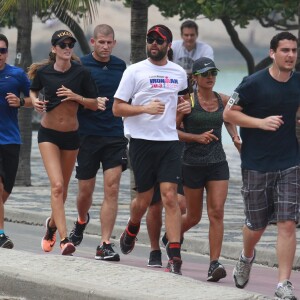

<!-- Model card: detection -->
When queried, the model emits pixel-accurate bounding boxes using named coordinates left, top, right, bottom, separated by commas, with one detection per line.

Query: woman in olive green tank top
left=176, top=57, right=241, bottom=282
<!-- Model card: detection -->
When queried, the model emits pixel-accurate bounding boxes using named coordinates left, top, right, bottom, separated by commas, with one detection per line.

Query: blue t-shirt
left=0, top=64, right=30, bottom=144
left=78, top=53, right=126, bottom=137
left=236, top=68, right=300, bottom=172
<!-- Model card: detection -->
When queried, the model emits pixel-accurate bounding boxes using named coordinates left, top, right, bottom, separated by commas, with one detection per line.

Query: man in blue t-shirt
left=224, top=31, right=300, bottom=300
left=0, top=33, right=31, bottom=249
left=69, top=24, right=127, bottom=261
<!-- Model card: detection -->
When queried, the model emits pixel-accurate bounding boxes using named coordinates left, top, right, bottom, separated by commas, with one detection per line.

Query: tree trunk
left=15, top=0, right=33, bottom=186
left=129, top=0, right=149, bottom=198
left=130, top=0, right=148, bottom=63
left=221, top=16, right=255, bottom=75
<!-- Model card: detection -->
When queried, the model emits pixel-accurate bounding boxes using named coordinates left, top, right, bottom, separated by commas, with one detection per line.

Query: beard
left=147, top=45, right=168, bottom=61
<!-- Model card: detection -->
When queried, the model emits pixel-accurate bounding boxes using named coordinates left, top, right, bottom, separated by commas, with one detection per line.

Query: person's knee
left=51, top=181, right=64, bottom=198
left=162, top=190, right=178, bottom=208
left=208, top=207, right=224, bottom=222
left=78, top=183, right=94, bottom=201
left=277, top=220, right=296, bottom=236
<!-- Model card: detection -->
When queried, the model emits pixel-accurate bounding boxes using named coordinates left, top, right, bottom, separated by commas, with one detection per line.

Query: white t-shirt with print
left=172, top=40, right=214, bottom=73
left=114, top=59, right=187, bottom=141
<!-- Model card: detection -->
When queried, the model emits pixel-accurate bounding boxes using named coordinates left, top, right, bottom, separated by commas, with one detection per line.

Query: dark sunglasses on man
left=194, top=70, right=218, bottom=77
left=0, top=48, right=8, bottom=54
left=56, top=42, right=75, bottom=49
left=146, top=36, right=166, bottom=45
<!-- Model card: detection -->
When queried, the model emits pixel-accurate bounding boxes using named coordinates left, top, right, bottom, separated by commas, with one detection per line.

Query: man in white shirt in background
left=172, top=20, right=214, bottom=75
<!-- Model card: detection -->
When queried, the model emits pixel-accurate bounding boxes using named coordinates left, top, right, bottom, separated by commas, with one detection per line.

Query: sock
left=78, top=216, right=87, bottom=224
left=127, top=220, right=140, bottom=235
left=167, top=242, right=181, bottom=259
left=241, top=250, right=254, bottom=263
left=0, top=230, right=4, bottom=235
left=60, top=237, right=69, bottom=244
left=277, top=282, right=283, bottom=288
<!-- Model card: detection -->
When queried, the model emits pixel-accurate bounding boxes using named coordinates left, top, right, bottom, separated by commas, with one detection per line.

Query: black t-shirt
left=30, top=61, right=98, bottom=111
left=235, top=68, right=300, bottom=172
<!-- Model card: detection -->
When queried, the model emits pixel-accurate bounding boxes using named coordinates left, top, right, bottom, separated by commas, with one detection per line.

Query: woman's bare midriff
left=40, top=101, right=79, bottom=132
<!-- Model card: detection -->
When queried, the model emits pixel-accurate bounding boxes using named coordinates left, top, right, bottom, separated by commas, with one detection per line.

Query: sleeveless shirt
left=182, top=90, right=227, bottom=165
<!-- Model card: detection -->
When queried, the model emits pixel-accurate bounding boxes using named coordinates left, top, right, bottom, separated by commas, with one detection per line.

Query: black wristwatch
left=19, top=98, right=25, bottom=107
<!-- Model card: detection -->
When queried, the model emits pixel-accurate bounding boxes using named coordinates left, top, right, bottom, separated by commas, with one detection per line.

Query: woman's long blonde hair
left=28, top=52, right=80, bottom=79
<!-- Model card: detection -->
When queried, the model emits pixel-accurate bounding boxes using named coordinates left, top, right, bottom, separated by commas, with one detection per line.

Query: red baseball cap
left=147, top=25, right=173, bottom=43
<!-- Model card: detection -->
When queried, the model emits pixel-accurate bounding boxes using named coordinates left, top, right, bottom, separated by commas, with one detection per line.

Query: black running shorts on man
left=76, top=135, right=128, bottom=180
left=129, top=138, right=181, bottom=193
left=0, top=144, right=20, bottom=194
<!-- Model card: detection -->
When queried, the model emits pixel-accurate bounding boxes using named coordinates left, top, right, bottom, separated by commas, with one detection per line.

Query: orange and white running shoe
left=41, top=217, right=57, bottom=252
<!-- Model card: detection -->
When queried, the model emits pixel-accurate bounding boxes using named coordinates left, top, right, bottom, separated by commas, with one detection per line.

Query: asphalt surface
left=1, top=131, right=299, bottom=299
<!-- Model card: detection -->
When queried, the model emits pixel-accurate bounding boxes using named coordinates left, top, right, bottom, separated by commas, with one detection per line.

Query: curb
left=0, top=250, right=270, bottom=300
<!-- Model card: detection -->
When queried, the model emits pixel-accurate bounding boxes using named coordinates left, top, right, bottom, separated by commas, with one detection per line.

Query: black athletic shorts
left=0, top=144, right=20, bottom=194
left=76, top=135, right=128, bottom=180
left=182, top=161, right=229, bottom=189
left=129, top=138, right=181, bottom=193
left=38, top=125, right=79, bottom=150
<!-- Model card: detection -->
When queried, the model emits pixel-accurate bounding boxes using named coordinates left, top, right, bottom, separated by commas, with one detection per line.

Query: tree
left=130, top=0, right=148, bottom=63
left=14, top=0, right=34, bottom=186
left=0, top=0, right=99, bottom=185
left=0, top=1, right=101, bottom=55
left=149, top=0, right=299, bottom=74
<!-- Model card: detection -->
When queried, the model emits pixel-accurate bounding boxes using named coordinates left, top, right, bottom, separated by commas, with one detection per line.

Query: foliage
left=0, top=0, right=100, bottom=28
left=149, top=0, right=298, bottom=30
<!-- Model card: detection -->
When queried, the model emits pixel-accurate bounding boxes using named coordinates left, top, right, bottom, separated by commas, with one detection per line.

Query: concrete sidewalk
left=0, top=249, right=268, bottom=300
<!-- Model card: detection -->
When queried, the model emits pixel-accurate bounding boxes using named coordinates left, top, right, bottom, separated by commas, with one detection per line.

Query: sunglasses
left=0, top=48, right=8, bottom=54
left=194, top=70, right=218, bottom=77
left=57, top=42, right=75, bottom=49
left=146, top=36, right=166, bottom=45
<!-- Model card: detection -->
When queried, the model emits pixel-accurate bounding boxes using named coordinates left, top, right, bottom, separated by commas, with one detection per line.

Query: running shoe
left=95, top=242, right=120, bottom=261
left=41, top=217, right=57, bottom=252
left=60, top=238, right=76, bottom=256
left=274, top=280, right=297, bottom=300
left=69, top=213, right=90, bottom=246
left=0, top=233, right=14, bottom=249
left=165, top=257, right=182, bottom=275
left=147, top=250, right=162, bottom=268
left=207, top=260, right=227, bottom=282
left=233, top=249, right=256, bottom=289
left=119, top=227, right=137, bottom=255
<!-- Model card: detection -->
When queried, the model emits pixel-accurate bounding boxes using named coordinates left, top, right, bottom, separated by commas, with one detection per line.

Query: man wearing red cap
left=113, top=24, right=190, bottom=275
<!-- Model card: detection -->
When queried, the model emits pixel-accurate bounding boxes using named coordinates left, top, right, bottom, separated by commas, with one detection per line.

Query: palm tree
left=0, top=0, right=99, bottom=186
